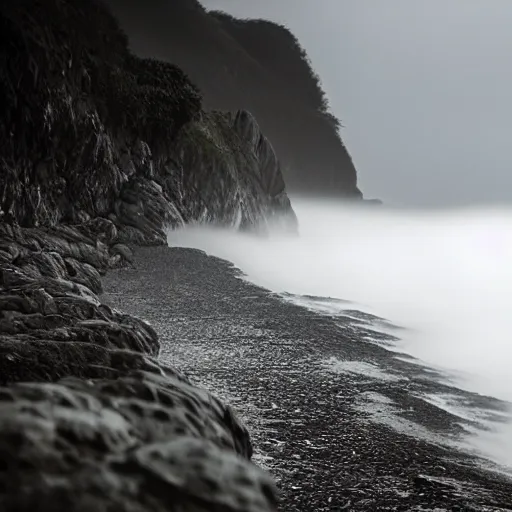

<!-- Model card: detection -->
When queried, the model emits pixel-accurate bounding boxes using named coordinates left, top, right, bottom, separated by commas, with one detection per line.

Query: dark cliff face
left=103, top=0, right=363, bottom=199
left=0, top=0, right=295, bottom=235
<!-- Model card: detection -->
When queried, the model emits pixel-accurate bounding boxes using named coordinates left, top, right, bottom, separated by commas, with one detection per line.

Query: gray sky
left=201, top=0, right=512, bottom=207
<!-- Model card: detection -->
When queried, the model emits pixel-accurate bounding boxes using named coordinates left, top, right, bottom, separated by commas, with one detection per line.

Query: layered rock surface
left=0, top=221, right=278, bottom=511
left=0, top=0, right=295, bottom=234
left=0, top=0, right=292, bottom=509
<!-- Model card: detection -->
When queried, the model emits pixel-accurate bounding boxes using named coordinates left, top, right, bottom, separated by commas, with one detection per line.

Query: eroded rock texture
left=0, top=0, right=296, bottom=235
left=0, top=0, right=285, bottom=509
left=175, top=110, right=296, bottom=232
left=0, top=222, right=278, bottom=511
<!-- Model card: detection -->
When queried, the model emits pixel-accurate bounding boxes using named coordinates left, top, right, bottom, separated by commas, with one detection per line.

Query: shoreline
left=103, top=245, right=512, bottom=511
left=0, top=223, right=277, bottom=511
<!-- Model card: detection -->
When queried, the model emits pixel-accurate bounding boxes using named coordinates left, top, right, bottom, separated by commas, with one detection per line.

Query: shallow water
left=168, top=199, right=512, bottom=469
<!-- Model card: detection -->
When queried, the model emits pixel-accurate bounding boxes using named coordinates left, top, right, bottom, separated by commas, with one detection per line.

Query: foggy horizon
left=169, top=198, right=512, bottom=470
left=201, top=0, right=512, bottom=208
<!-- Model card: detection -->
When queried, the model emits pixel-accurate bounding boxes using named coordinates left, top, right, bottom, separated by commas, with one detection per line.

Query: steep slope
left=0, top=0, right=295, bottom=233
left=103, top=0, right=363, bottom=198
left=0, top=0, right=291, bottom=510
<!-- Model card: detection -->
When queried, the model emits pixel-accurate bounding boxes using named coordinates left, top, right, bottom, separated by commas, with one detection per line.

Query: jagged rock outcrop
left=0, top=221, right=278, bottom=512
left=103, top=0, right=363, bottom=199
left=0, top=0, right=290, bottom=510
left=0, top=0, right=295, bottom=233
left=174, top=110, right=296, bottom=231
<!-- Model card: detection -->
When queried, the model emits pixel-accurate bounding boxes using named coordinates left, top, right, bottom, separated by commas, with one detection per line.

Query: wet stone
left=0, top=221, right=277, bottom=511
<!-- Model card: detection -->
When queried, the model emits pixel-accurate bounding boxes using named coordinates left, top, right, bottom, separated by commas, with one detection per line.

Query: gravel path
left=103, top=246, right=512, bottom=511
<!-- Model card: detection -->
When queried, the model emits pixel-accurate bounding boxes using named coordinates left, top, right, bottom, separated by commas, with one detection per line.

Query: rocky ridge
left=0, top=0, right=295, bottom=509
left=104, top=0, right=363, bottom=198
left=0, top=220, right=277, bottom=511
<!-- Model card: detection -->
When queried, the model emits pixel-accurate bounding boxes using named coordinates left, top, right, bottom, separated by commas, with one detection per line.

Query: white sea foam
left=168, top=199, right=512, bottom=468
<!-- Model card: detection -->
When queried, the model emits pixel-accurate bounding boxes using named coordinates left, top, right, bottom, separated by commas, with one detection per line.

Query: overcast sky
left=201, top=0, right=512, bottom=207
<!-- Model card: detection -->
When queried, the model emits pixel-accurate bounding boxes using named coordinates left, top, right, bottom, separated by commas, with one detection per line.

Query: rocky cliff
left=103, top=0, right=363, bottom=199
left=0, top=0, right=296, bottom=235
left=0, top=0, right=294, bottom=510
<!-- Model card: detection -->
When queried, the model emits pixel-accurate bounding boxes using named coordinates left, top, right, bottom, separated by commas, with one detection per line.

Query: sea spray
left=168, top=198, right=512, bottom=468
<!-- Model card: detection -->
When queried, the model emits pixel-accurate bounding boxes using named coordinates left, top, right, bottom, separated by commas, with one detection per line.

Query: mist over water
left=168, top=199, right=512, bottom=468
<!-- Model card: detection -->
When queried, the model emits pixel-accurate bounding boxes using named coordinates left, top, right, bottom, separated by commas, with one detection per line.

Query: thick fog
left=169, top=201, right=512, bottom=469
left=201, top=0, right=512, bottom=208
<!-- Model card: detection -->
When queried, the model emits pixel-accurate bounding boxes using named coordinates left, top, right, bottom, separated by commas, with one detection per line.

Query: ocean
left=168, top=198, right=512, bottom=471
